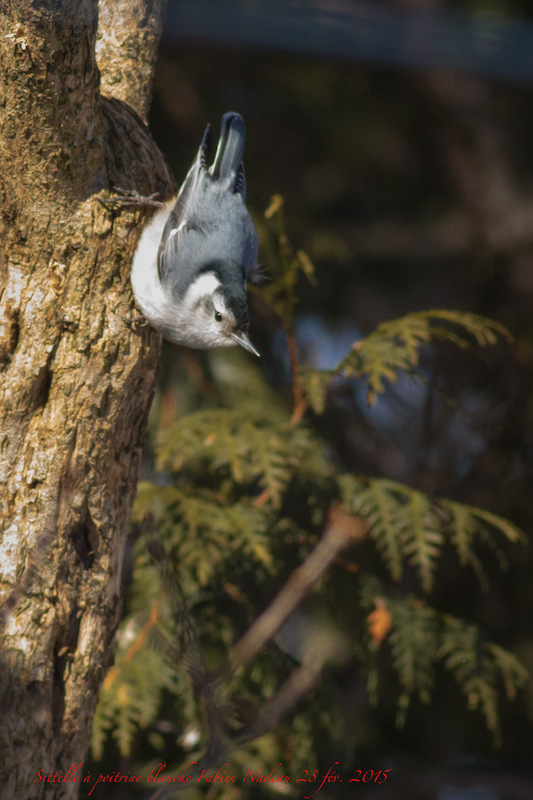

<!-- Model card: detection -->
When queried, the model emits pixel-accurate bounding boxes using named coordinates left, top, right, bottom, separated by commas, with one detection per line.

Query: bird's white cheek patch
left=183, top=272, right=222, bottom=307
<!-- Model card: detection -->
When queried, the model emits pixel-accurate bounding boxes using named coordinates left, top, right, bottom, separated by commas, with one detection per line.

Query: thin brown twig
left=222, top=506, right=367, bottom=679
left=102, top=599, right=159, bottom=690
left=288, top=331, right=308, bottom=425
left=233, top=662, right=323, bottom=752
left=252, top=486, right=270, bottom=508
left=149, top=507, right=367, bottom=800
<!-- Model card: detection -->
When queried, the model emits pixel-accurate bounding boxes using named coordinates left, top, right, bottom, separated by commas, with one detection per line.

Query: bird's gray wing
left=157, top=124, right=212, bottom=285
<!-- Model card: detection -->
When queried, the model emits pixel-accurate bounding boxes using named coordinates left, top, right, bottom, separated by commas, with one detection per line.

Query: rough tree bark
left=0, top=1, right=172, bottom=796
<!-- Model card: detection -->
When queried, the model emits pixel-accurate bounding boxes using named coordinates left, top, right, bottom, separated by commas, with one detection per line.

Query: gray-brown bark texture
left=0, top=1, right=172, bottom=797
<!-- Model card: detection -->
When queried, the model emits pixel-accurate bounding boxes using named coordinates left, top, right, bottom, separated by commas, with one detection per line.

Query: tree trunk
left=0, top=1, right=171, bottom=796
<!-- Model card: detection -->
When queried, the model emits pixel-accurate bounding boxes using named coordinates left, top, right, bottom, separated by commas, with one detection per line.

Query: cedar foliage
left=92, top=197, right=527, bottom=791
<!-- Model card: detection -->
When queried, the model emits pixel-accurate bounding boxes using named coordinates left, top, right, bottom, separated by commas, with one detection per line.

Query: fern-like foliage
left=300, top=310, right=511, bottom=410
left=155, top=409, right=326, bottom=509
left=347, top=310, right=510, bottom=404
left=439, top=615, right=528, bottom=744
left=133, top=484, right=273, bottom=589
left=91, top=197, right=527, bottom=779
left=341, top=475, right=525, bottom=591
left=92, top=607, right=178, bottom=760
left=253, top=194, right=317, bottom=328
left=388, top=598, right=438, bottom=720
left=359, top=581, right=528, bottom=738
left=299, top=367, right=334, bottom=415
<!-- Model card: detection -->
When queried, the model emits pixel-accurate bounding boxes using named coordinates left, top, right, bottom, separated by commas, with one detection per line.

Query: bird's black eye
left=214, top=310, right=223, bottom=322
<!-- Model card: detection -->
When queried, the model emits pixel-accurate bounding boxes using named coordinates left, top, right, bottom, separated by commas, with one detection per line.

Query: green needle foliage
left=92, top=197, right=528, bottom=791
left=358, top=578, right=528, bottom=741
left=341, top=476, right=525, bottom=591
left=302, top=310, right=511, bottom=410
left=155, top=409, right=318, bottom=510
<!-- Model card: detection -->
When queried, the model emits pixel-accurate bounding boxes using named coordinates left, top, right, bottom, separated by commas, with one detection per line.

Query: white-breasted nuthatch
left=131, top=112, right=260, bottom=356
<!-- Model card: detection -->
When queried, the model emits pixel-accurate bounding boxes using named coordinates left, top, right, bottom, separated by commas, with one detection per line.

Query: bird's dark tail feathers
left=211, top=112, right=246, bottom=187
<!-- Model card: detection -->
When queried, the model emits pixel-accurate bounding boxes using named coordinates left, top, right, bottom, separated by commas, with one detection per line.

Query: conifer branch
left=102, top=600, right=160, bottom=691
left=225, top=507, right=366, bottom=678
left=92, top=199, right=526, bottom=773
left=288, top=331, right=308, bottom=424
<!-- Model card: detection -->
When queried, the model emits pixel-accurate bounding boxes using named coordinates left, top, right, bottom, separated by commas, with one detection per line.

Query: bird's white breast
left=130, top=201, right=175, bottom=327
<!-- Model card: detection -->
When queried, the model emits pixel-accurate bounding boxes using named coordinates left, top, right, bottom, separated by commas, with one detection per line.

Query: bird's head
left=179, top=270, right=259, bottom=355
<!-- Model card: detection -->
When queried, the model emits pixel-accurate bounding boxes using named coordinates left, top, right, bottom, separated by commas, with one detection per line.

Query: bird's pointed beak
left=231, top=332, right=260, bottom=357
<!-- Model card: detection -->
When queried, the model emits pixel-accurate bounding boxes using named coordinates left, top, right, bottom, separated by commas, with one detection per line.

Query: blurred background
left=125, top=1, right=533, bottom=797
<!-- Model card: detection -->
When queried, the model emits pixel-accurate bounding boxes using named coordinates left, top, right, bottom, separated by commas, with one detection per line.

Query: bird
left=131, top=111, right=260, bottom=356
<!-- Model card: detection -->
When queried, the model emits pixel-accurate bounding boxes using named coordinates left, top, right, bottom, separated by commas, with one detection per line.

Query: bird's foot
left=99, top=183, right=168, bottom=212
left=122, top=312, right=150, bottom=330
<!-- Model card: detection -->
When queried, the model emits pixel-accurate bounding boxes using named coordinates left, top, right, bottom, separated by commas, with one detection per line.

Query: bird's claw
left=99, top=184, right=167, bottom=212
left=122, top=313, right=150, bottom=330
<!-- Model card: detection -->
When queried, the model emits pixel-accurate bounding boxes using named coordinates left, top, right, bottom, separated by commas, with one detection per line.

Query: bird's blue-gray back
left=158, top=177, right=258, bottom=300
